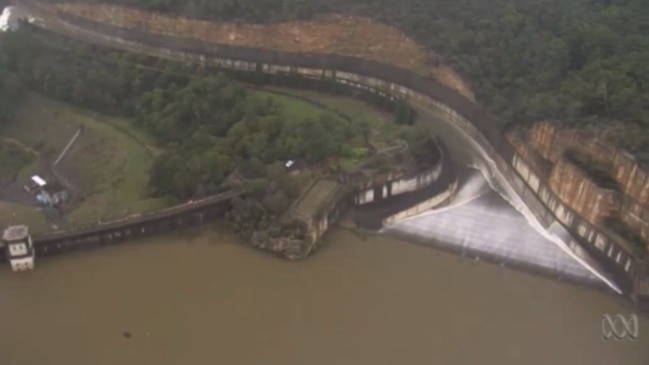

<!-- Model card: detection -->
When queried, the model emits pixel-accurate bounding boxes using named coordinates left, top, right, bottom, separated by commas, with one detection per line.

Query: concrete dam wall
left=30, top=190, right=242, bottom=257
left=253, top=139, right=457, bottom=259
left=348, top=140, right=458, bottom=231
left=10, top=1, right=649, bottom=306
left=353, top=144, right=444, bottom=206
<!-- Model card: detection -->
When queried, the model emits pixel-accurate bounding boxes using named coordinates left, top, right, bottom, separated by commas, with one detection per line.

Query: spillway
left=384, top=104, right=617, bottom=291
left=385, top=168, right=601, bottom=285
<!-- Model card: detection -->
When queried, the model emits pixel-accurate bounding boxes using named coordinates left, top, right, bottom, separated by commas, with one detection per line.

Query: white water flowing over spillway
left=386, top=104, right=621, bottom=292
left=385, top=169, right=601, bottom=284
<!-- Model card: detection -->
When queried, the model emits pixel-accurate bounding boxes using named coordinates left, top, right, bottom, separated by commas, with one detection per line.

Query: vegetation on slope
left=0, top=139, right=35, bottom=181
left=50, top=0, right=649, bottom=164
left=0, top=94, right=166, bottom=226
left=0, top=25, right=422, bottom=210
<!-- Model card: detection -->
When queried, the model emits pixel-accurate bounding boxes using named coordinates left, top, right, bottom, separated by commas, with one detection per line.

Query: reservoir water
left=0, top=229, right=647, bottom=364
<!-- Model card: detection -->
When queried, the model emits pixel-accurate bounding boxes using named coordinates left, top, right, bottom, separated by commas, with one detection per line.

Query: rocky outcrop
left=548, top=158, right=621, bottom=223
left=251, top=230, right=304, bottom=258
left=508, top=122, right=649, bottom=252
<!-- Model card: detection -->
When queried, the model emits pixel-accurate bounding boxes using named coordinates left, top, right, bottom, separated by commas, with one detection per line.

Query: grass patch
left=0, top=139, right=36, bottom=180
left=0, top=202, right=51, bottom=233
left=337, top=147, right=370, bottom=172
left=85, top=111, right=163, bottom=157
left=263, top=87, right=394, bottom=127
left=257, top=88, right=402, bottom=171
left=0, top=94, right=167, bottom=227
left=264, top=87, right=402, bottom=146
left=255, top=90, right=341, bottom=121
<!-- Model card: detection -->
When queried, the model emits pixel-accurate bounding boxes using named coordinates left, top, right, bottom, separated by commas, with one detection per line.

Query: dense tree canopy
left=142, top=73, right=357, bottom=199
left=57, top=0, right=649, bottom=163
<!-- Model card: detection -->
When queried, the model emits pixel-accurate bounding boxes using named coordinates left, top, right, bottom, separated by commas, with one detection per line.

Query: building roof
left=31, top=175, right=47, bottom=187
left=3, top=225, right=29, bottom=242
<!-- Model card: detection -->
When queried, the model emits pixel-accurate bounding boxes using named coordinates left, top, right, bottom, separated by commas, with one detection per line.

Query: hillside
left=46, top=2, right=477, bottom=102
left=37, top=0, right=649, bottom=166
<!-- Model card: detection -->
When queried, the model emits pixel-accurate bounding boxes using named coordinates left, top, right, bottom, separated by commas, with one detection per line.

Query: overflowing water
left=386, top=168, right=600, bottom=285
left=385, top=103, right=620, bottom=292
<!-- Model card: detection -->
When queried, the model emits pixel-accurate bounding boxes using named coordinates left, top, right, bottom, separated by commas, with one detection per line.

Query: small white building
left=24, top=175, right=47, bottom=194
left=3, top=225, right=35, bottom=272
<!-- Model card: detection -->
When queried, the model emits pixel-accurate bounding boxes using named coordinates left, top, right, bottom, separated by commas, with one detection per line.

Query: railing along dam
left=31, top=190, right=243, bottom=256
left=10, top=1, right=646, bottom=301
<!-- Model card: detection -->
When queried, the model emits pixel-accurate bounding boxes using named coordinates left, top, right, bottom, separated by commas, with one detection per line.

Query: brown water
left=0, top=228, right=647, bottom=365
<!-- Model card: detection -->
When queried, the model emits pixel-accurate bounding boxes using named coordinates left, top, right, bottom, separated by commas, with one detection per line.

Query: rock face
left=251, top=231, right=303, bottom=258
left=508, top=122, right=649, bottom=251
left=549, top=158, right=621, bottom=223
left=240, top=179, right=343, bottom=260
left=42, top=1, right=476, bottom=102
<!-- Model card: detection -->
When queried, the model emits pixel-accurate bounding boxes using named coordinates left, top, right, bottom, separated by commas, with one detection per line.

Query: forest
left=45, top=0, right=649, bottom=164
left=0, top=25, right=420, bottom=204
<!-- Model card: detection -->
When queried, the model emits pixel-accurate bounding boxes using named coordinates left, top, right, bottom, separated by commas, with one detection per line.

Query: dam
left=0, top=3, right=648, bottom=364
left=387, top=170, right=601, bottom=286
left=384, top=105, right=604, bottom=288
left=2, top=0, right=648, bottom=311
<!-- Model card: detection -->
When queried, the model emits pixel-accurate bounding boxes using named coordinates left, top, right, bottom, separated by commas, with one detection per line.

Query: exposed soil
left=54, top=2, right=476, bottom=102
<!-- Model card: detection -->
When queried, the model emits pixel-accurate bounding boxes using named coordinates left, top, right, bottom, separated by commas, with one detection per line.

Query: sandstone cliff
left=508, top=122, right=649, bottom=253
